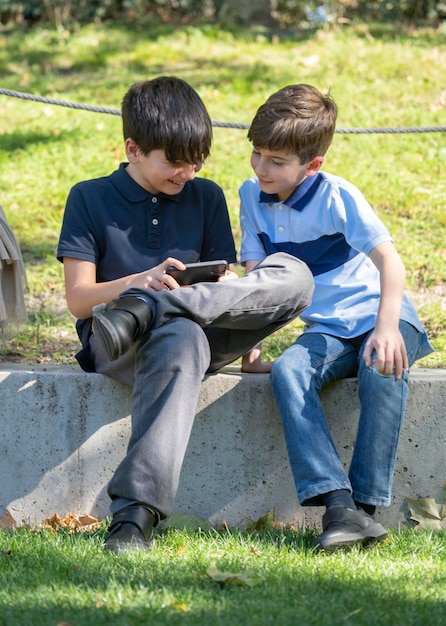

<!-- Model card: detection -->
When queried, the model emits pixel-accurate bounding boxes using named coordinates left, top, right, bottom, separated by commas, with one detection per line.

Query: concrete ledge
left=1, top=364, right=445, bottom=530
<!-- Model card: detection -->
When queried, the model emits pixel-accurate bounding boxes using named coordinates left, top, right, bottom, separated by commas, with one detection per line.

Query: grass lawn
left=0, top=20, right=445, bottom=365
left=0, top=524, right=445, bottom=626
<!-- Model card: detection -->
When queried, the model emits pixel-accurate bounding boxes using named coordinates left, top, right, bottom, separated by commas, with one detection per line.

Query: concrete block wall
left=1, top=364, right=445, bottom=530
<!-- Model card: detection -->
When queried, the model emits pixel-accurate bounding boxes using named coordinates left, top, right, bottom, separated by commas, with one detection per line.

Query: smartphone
left=166, top=260, right=228, bottom=286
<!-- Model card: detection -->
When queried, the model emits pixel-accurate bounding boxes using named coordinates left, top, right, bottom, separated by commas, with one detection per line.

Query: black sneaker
left=314, top=506, right=388, bottom=552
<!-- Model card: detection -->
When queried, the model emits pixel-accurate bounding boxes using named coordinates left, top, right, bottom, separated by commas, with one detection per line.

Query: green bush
left=0, top=0, right=445, bottom=28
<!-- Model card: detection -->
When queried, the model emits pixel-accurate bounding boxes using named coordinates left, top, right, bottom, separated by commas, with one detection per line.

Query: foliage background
left=0, top=0, right=446, bottom=28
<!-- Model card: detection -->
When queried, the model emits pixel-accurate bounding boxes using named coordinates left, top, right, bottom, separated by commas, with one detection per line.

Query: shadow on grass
left=0, top=127, right=78, bottom=154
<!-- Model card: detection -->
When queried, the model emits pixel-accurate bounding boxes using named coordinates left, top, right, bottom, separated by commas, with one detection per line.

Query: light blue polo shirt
left=239, top=171, right=433, bottom=358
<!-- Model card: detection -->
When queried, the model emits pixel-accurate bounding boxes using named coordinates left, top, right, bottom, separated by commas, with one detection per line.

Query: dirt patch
left=407, top=285, right=446, bottom=310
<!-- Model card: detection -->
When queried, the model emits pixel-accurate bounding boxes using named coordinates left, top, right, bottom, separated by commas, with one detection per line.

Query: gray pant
left=90, top=253, right=314, bottom=518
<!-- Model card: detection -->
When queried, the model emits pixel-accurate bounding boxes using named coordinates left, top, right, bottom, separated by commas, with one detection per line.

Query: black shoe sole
left=93, top=304, right=126, bottom=361
left=104, top=536, right=155, bottom=554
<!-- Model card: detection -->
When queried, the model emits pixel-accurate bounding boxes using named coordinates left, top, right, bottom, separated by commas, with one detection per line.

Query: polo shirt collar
left=259, top=173, right=322, bottom=212
left=111, top=163, right=183, bottom=204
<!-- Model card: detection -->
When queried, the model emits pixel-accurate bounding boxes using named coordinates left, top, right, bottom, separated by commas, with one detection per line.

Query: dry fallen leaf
left=406, top=482, right=446, bottom=530
left=0, top=510, right=17, bottom=530
left=169, top=602, right=188, bottom=611
left=245, top=508, right=276, bottom=531
left=41, top=511, right=102, bottom=533
left=206, top=561, right=258, bottom=587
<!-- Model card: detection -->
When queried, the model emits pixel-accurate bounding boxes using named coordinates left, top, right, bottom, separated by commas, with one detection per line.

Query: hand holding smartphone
left=166, top=260, right=228, bottom=286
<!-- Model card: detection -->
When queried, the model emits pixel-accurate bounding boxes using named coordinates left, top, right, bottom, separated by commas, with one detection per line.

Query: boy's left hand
left=362, top=325, right=409, bottom=380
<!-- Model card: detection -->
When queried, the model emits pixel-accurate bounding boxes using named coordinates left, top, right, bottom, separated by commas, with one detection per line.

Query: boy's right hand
left=130, top=258, right=186, bottom=292
left=131, top=258, right=238, bottom=291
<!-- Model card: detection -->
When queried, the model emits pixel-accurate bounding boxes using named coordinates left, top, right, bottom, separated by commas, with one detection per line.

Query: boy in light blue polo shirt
left=239, top=84, right=433, bottom=551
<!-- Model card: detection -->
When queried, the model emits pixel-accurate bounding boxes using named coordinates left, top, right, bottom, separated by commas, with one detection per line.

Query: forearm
left=375, top=258, right=405, bottom=329
left=370, top=243, right=405, bottom=328
left=66, top=274, right=139, bottom=319
left=63, top=256, right=189, bottom=320
left=366, top=242, right=409, bottom=377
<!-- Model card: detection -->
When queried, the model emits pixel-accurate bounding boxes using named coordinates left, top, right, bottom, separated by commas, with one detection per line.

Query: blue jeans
left=270, top=321, right=422, bottom=507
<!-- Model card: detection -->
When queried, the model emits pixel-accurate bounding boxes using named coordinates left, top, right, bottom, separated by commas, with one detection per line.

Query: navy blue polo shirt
left=57, top=162, right=237, bottom=357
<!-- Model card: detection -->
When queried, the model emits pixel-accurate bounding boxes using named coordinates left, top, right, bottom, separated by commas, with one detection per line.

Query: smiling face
left=125, top=141, right=202, bottom=195
left=250, top=146, right=323, bottom=201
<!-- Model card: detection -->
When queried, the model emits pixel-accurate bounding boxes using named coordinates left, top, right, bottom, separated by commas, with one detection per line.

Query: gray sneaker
left=314, top=506, right=388, bottom=552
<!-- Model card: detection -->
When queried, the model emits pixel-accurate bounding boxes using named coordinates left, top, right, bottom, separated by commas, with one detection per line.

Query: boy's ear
left=125, top=138, right=139, bottom=163
left=306, top=156, right=324, bottom=176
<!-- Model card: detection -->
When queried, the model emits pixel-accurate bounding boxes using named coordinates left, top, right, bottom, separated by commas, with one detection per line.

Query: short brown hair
left=122, top=76, right=212, bottom=164
left=248, top=84, right=337, bottom=163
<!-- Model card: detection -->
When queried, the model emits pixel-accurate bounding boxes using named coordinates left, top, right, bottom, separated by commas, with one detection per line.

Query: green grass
left=0, top=20, right=445, bottom=365
left=1, top=524, right=445, bottom=626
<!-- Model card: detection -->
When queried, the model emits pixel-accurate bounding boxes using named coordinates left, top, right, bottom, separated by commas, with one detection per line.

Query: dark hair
left=122, top=76, right=213, bottom=163
left=247, top=84, right=338, bottom=163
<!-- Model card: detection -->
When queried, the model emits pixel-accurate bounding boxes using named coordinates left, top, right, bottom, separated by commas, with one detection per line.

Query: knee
left=269, top=253, right=314, bottom=307
left=288, top=258, right=314, bottom=306
left=271, top=345, right=316, bottom=392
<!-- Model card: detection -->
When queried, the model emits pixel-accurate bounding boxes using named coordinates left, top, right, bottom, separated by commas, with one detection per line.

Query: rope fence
left=1, top=88, right=445, bottom=134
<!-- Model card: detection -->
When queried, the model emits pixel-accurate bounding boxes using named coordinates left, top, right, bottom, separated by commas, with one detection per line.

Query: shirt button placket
left=148, top=196, right=161, bottom=248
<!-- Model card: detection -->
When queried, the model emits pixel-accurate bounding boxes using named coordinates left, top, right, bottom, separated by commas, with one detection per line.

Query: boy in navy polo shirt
left=57, top=76, right=314, bottom=553
left=239, top=83, right=433, bottom=551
